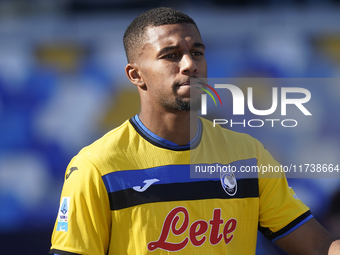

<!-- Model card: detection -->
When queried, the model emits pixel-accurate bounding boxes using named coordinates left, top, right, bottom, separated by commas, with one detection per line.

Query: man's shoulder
left=89, top=119, right=132, bottom=147
left=200, top=117, right=258, bottom=143
left=199, top=117, right=263, bottom=161
left=76, top=119, right=137, bottom=164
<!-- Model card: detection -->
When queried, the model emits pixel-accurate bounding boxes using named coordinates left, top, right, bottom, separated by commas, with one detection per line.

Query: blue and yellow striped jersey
left=49, top=115, right=312, bottom=255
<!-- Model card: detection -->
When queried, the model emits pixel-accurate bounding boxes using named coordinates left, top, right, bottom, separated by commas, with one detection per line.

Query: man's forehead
left=143, top=23, right=202, bottom=47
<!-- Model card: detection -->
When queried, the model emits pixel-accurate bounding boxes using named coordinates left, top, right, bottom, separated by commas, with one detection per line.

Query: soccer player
left=49, top=7, right=340, bottom=255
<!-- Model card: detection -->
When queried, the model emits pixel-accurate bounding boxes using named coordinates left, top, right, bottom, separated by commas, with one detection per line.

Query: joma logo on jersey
left=148, top=207, right=237, bottom=252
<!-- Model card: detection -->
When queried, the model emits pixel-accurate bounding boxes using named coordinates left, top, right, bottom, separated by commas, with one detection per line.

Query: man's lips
left=176, top=77, right=205, bottom=87
left=179, top=81, right=190, bottom=86
left=174, top=81, right=190, bottom=90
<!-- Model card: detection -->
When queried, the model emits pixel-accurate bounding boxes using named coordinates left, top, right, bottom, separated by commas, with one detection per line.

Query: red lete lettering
left=147, top=207, right=189, bottom=251
left=147, top=206, right=237, bottom=252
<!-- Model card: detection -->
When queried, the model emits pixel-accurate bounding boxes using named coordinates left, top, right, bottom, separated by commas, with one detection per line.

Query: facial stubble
left=158, top=85, right=202, bottom=111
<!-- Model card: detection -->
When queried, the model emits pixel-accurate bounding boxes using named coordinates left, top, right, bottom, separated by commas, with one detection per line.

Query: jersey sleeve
left=49, top=155, right=111, bottom=255
left=256, top=141, right=313, bottom=242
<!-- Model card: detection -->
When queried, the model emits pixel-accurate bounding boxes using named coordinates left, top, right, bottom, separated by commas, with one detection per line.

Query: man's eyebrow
left=193, top=42, right=206, bottom=50
left=158, top=45, right=180, bottom=56
left=158, top=42, right=205, bottom=56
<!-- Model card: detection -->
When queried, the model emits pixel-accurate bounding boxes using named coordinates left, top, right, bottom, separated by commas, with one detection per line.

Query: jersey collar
left=129, top=114, right=202, bottom=151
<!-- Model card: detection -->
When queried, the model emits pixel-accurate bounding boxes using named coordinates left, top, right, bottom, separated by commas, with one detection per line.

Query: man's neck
left=138, top=110, right=198, bottom=146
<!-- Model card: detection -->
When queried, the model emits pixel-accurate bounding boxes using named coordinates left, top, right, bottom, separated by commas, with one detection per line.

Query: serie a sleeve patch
left=56, top=197, right=70, bottom=232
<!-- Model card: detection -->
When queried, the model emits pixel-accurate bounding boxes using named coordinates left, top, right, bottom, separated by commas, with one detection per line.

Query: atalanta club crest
left=220, top=172, right=237, bottom=196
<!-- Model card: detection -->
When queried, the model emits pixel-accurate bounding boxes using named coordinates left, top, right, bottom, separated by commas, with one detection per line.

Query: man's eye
left=192, top=51, right=203, bottom=56
left=164, top=53, right=176, bottom=58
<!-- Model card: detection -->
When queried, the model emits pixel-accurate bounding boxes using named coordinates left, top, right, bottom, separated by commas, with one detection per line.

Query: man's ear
left=125, top=63, right=146, bottom=88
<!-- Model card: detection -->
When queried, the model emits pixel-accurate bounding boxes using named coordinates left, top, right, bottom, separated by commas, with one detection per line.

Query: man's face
left=137, top=23, right=207, bottom=111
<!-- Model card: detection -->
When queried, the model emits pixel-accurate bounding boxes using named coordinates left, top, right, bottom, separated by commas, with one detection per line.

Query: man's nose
left=180, top=54, right=198, bottom=74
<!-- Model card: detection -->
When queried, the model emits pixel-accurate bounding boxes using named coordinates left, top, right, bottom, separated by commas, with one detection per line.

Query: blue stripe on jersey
left=108, top=178, right=259, bottom=210
left=271, top=214, right=314, bottom=242
left=102, top=158, right=258, bottom=193
left=49, top=249, right=81, bottom=255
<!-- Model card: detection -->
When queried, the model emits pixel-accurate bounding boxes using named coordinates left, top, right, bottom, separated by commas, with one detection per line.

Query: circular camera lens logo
left=220, top=172, right=237, bottom=196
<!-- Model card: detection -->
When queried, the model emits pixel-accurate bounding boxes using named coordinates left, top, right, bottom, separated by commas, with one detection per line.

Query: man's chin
left=175, top=98, right=201, bottom=112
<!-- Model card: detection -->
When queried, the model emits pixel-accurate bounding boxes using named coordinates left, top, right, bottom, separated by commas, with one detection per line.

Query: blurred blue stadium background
left=0, top=0, right=340, bottom=254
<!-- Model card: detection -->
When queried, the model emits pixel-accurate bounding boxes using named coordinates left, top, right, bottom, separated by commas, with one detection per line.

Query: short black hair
left=123, top=7, right=198, bottom=63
